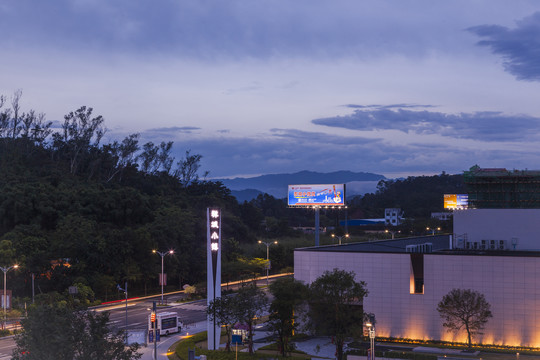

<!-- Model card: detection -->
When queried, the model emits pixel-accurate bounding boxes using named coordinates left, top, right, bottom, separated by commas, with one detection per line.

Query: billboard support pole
left=345, top=207, right=348, bottom=234
left=315, top=207, right=320, bottom=246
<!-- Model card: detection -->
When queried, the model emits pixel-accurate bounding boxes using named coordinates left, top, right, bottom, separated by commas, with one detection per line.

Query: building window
left=410, top=253, right=424, bottom=294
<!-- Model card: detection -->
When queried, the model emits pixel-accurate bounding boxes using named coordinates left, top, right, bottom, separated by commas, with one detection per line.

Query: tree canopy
left=268, top=276, right=308, bottom=357
left=307, top=269, right=368, bottom=360
left=12, top=304, right=141, bottom=360
left=0, top=91, right=266, bottom=301
left=437, top=288, right=493, bottom=348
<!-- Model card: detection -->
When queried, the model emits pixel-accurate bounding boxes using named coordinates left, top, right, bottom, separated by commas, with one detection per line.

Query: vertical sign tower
left=207, top=207, right=222, bottom=350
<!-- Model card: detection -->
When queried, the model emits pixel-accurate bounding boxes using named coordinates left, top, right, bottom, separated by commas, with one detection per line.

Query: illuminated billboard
left=444, top=194, right=468, bottom=209
left=288, top=184, right=345, bottom=207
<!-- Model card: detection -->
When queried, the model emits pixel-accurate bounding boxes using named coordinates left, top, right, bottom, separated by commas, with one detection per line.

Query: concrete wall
left=454, top=209, right=540, bottom=250
left=294, top=249, right=540, bottom=347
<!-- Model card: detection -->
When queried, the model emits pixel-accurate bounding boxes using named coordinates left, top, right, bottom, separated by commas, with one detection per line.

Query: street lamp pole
left=331, top=233, right=349, bottom=245
left=0, top=265, right=18, bottom=324
left=426, top=227, right=441, bottom=235
left=153, top=250, right=174, bottom=305
left=366, top=321, right=375, bottom=360
left=258, top=240, right=277, bottom=285
left=117, top=282, right=128, bottom=344
left=385, top=229, right=400, bottom=239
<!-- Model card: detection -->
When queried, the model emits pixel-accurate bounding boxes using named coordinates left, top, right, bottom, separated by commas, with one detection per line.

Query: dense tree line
left=0, top=91, right=277, bottom=303
left=349, top=172, right=465, bottom=219
left=0, top=90, right=466, bottom=304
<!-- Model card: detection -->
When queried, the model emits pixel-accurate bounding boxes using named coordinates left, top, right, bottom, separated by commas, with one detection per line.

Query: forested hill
left=0, top=103, right=267, bottom=302
left=0, top=96, right=466, bottom=304
left=348, top=173, right=465, bottom=219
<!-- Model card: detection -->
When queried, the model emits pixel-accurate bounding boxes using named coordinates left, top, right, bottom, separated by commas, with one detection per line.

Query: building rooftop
left=296, top=235, right=540, bottom=257
left=296, top=235, right=450, bottom=253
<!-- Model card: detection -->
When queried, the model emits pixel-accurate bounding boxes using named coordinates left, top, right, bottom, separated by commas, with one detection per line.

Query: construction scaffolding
left=464, top=165, right=540, bottom=209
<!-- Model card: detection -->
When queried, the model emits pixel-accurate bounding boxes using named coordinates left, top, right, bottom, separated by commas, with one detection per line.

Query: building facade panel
left=454, top=209, right=540, bottom=250
left=295, top=249, right=540, bottom=347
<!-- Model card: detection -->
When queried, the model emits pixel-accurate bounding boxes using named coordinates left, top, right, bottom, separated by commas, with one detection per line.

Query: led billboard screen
left=444, top=194, right=468, bottom=209
left=288, top=184, right=345, bottom=206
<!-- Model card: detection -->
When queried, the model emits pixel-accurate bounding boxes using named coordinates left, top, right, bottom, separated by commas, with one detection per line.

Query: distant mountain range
left=216, top=170, right=386, bottom=202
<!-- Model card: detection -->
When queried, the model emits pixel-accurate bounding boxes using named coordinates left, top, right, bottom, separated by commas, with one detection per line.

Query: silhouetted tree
left=307, top=269, right=368, bottom=360
left=232, top=283, right=268, bottom=354
left=437, top=288, right=492, bottom=348
left=268, top=277, right=308, bottom=357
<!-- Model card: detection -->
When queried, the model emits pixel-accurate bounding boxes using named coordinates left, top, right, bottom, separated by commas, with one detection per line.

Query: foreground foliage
left=175, top=330, right=311, bottom=359
left=12, top=304, right=141, bottom=360
left=306, top=268, right=368, bottom=360
left=268, top=277, right=308, bottom=357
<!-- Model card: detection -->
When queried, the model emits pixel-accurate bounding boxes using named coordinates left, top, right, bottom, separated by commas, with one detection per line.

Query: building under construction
left=464, top=165, right=540, bottom=208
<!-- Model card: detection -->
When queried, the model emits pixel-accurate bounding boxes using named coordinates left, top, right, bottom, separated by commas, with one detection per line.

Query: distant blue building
left=339, top=218, right=385, bottom=227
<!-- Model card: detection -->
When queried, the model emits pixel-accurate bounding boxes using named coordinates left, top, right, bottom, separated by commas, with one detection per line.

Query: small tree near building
left=306, top=268, right=368, bottom=360
left=437, top=288, right=493, bottom=348
left=268, top=277, right=308, bottom=357
left=207, top=295, right=236, bottom=351
left=232, top=283, right=268, bottom=354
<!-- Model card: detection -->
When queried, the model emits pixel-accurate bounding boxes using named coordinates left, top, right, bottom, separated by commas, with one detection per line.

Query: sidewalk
left=137, top=321, right=339, bottom=360
left=139, top=321, right=207, bottom=360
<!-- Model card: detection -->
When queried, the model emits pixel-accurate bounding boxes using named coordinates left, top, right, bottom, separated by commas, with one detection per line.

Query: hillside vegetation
left=1, top=92, right=464, bottom=303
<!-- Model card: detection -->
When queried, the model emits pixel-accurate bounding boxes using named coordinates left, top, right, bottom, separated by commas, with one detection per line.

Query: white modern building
left=384, top=208, right=404, bottom=226
left=294, top=209, right=540, bottom=347
left=454, top=209, right=540, bottom=251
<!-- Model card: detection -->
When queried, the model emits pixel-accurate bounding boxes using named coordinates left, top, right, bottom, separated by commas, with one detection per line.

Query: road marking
left=180, top=304, right=207, bottom=310
left=0, top=355, right=11, bottom=360
left=95, top=303, right=137, bottom=312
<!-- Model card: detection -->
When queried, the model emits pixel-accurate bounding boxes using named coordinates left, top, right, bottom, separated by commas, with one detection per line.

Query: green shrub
left=175, top=331, right=309, bottom=359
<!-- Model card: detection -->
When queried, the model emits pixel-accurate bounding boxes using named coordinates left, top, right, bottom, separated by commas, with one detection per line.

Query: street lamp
left=117, top=282, right=128, bottom=344
left=0, top=264, right=18, bottom=324
left=366, top=320, right=375, bottom=360
left=258, top=240, right=277, bottom=285
left=331, top=233, right=349, bottom=245
left=426, top=227, right=441, bottom=235
left=153, top=249, right=174, bottom=304
left=385, top=229, right=400, bottom=239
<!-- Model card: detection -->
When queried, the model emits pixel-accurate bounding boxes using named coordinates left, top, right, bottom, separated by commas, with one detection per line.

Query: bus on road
left=148, top=311, right=181, bottom=336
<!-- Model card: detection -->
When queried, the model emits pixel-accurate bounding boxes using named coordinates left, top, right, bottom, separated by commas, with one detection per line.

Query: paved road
left=0, top=275, right=286, bottom=359
left=0, top=338, right=15, bottom=360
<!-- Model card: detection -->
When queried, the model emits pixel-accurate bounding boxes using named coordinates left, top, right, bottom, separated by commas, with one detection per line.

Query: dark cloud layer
left=345, top=104, right=437, bottom=110
left=0, top=1, right=469, bottom=60
left=156, top=129, right=539, bottom=179
left=468, top=12, right=540, bottom=81
left=312, top=107, right=540, bottom=142
left=146, top=126, right=201, bottom=134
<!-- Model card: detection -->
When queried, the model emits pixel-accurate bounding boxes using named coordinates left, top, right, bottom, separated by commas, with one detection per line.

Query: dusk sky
left=2, top=1, right=540, bottom=179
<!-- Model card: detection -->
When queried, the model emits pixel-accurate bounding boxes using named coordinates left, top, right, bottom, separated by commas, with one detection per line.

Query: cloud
left=223, top=82, right=263, bottom=95
left=468, top=12, right=540, bottom=81
left=344, top=104, right=437, bottom=110
left=146, top=126, right=201, bottom=134
left=312, top=106, right=540, bottom=142
left=0, top=1, right=475, bottom=61
left=149, top=128, right=540, bottom=179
